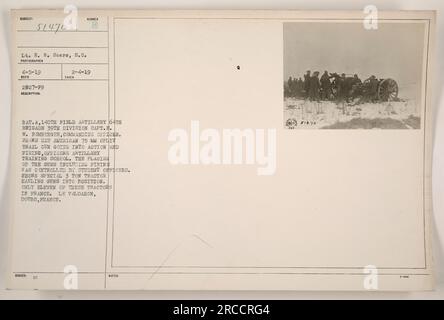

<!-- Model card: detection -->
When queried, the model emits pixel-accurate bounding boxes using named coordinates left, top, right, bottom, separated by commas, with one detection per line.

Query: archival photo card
left=283, top=21, right=428, bottom=129
left=7, top=10, right=435, bottom=291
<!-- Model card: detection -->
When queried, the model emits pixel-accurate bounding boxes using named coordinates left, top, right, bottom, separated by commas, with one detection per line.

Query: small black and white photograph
left=284, top=22, right=427, bottom=129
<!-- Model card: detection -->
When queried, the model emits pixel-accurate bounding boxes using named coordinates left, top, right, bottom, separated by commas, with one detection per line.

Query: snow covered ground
left=284, top=98, right=421, bottom=129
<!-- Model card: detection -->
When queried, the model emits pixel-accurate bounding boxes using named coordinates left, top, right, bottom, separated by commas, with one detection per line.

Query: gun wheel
left=378, top=78, right=398, bottom=102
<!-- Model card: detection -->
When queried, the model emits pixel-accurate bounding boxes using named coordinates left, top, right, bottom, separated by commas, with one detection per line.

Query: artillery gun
left=329, top=73, right=399, bottom=103
left=362, top=77, right=399, bottom=102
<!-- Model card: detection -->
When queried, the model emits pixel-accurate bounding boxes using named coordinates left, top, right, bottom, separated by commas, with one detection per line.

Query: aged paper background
left=0, top=1, right=442, bottom=298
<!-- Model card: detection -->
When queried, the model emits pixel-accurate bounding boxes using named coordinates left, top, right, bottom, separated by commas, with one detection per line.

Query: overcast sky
left=283, top=22, right=426, bottom=99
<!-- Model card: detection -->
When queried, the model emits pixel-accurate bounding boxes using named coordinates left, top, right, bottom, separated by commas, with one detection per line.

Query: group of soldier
left=285, top=70, right=380, bottom=103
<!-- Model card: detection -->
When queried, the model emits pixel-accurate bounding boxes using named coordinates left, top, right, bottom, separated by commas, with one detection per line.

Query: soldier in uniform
left=288, top=77, right=293, bottom=96
left=369, top=75, right=379, bottom=102
left=291, top=77, right=299, bottom=97
left=303, top=70, right=311, bottom=99
left=309, top=71, right=321, bottom=102
left=337, top=73, right=347, bottom=102
left=285, top=77, right=293, bottom=97
left=298, top=78, right=304, bottom=97
left=320, top=71, right=332, bottom=101
left=351, top=74, right=362, bottom=87
left=350, top=74, right=362, bottom=100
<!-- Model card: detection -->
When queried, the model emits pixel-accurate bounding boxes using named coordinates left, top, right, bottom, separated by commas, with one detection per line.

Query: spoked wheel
left=378, top=78, right=398, bottom=101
